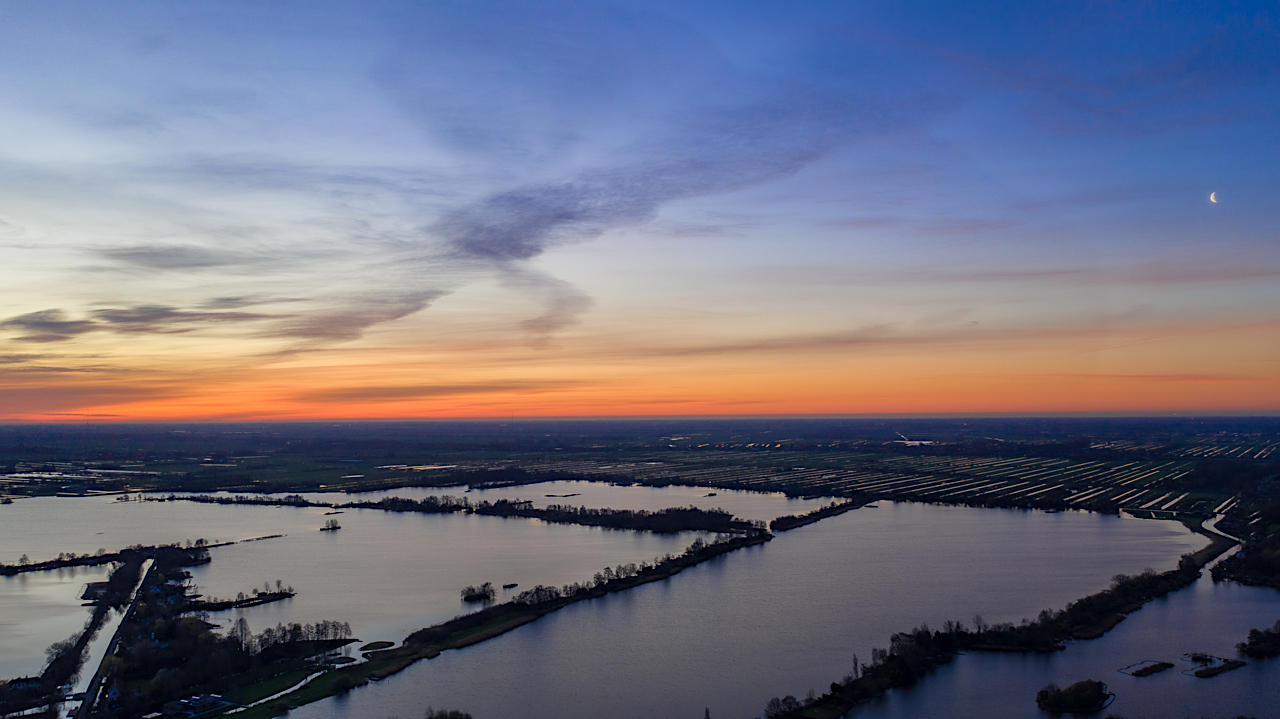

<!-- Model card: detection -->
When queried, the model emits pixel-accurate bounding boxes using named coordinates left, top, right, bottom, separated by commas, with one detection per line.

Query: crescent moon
left=1210, top=192, right=1217, bottom=203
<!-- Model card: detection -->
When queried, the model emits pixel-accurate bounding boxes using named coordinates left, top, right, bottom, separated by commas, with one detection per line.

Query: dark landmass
left=1238, top=620, right=1280, bottom=658
left=0, top=549, right=119, bottom=576
left=2, top=419, right=1277, bottom=528
left=461, top=582, right=495, bottom=603
left=78, top=545, right=351, bottom=718
left=1212, top=502, right=1280, bottom=588
left=770, top=500, right=862, bottom=531
left=0, top=546, right=172, bottom=716
left=187, top=590, right=295, bottom=612
left=1127, top=661, right=1174, bottom=677
left=1192, top=658, right=1247, bottom=678
left=472, top=499, right=760, bottom=533
left=1035, top=679, right=1112, bottom=712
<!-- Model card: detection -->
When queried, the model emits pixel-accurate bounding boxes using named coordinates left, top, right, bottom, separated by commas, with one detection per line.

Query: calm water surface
left=293, top=503, right=1210, bottom=719
left=0, top=565, right=106, bottom=679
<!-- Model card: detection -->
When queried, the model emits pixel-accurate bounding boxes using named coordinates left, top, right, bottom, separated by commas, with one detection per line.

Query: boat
left=503, top=583, right=519, bottom=589
left=704, top=492, right=717, bottom=497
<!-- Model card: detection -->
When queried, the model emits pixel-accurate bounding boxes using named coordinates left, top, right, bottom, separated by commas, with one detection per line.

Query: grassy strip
left=1195, top=659, right=1246, bottom=678
left=223, top=667, right=314, bottom=706
left=189, top=591, right=295, bottom=612
left=770, top=501, right=863, bottom=532
left=1130, top=661, right=1174, bottom=677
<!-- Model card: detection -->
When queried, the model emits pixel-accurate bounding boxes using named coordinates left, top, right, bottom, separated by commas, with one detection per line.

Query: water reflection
left=0, top=566, right=107, bottom=679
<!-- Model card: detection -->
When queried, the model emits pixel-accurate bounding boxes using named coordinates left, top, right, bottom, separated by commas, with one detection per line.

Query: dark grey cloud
left=98, top=245, right=250, bottom=270
left=1, top=304, right=280, bottom=342
left=91, top=305, right=274, bottom=334
left=0, top=353, right=46, bottom=364
left=0, top=310, right=98, bottom=343
left=374, top=2, right=888, bottom=338
left=269, top=292, right=446, bottom=342
left=501, top=270, right=594, bottom=340
left=430, top=89, right=865, bottom=264
left=295, top=379, right=577, bottom=404
left=198, top=296, right=283, bottom=310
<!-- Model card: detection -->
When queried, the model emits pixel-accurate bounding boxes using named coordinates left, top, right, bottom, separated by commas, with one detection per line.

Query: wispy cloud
left=267, top=292, right=447, bottom=343
left=294, top=379, right=580, bottom=404
left=98, top=245, right=252, bottom=270
left=1024, top=373, right=1268, bottom=385
left=0, top=310, right=98, bottom=343
left=92, top=305, right=275, bottom=334
left=1, top=304, right=280, bottom=342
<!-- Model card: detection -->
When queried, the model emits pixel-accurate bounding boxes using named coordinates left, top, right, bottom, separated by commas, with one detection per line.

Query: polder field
left=518, top=449, right=1234, bottom=515
left=1, top=420, right=1277, bottom=531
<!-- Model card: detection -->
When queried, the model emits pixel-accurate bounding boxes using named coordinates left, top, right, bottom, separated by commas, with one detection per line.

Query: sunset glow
left=1, top=1, right=1277, bottom=420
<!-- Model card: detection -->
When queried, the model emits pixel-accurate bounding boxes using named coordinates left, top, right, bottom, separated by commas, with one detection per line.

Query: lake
left=0, top=482, right=815, bottom=681
left=0, top=564, right=107, bottom=681
left=289, top=502, right=1213, bottom=719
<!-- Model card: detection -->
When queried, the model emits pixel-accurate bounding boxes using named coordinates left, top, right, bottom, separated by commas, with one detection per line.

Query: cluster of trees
left=460, top=583, right=496, bottom=602
left=1, top=546, right=113, bottom=574
left=227, top=618, right=352, bottom=655
left=770, top=501, right=860, bottom=532
left=423, top=708, right=473, bottom=719
left=179, top=493, right=311, bottom=506
left=359, top=495, right=470, bottom=514
left=1035, top=680, right=1111, bottom=712
left=472, top=500, right=759, bottom=533
left=195, top=580, right=295, bottom=609
left=1238, top=619, right=1280, bottom=658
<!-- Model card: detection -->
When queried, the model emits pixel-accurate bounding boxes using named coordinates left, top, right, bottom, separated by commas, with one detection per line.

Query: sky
left=0, top=0, right=1278, bottom=420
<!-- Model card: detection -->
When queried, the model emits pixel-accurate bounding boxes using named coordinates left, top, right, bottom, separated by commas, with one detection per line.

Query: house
left=8, top=676, right=42, bottom=692
left=162, top=693, right=230, bottom=717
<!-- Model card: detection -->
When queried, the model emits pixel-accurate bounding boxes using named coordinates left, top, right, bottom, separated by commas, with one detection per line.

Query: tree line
left=472, top=500, right=760, bottom=533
